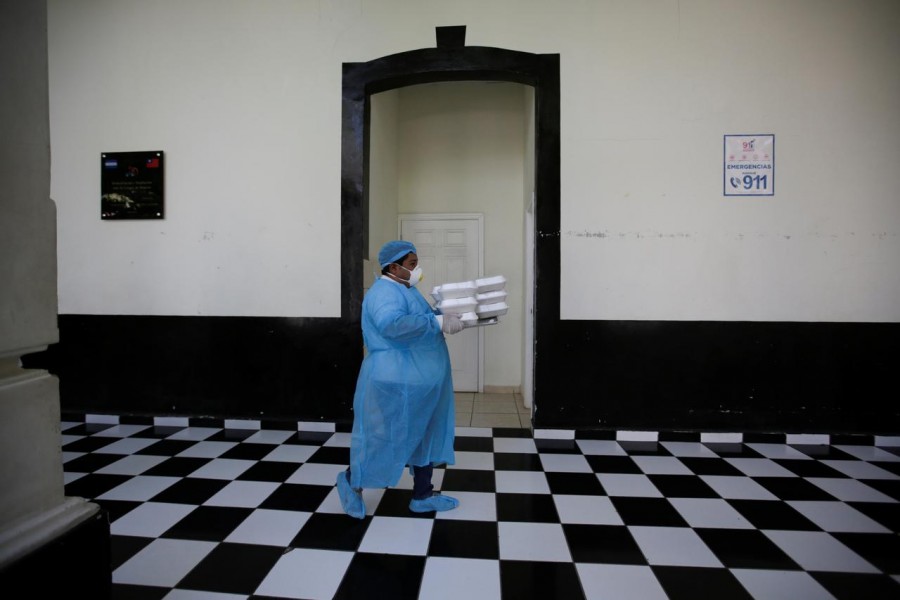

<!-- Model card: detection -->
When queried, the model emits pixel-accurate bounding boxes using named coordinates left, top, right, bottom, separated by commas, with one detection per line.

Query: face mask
left=400, top=265, right=424, bottom=286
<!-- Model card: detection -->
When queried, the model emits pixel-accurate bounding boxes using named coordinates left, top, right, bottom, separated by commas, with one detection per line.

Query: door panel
left=401, top=215, right=481, bottom=391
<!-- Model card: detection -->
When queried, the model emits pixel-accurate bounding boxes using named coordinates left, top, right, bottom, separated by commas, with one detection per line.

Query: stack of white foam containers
left=431, top=275, right=508, bottom=327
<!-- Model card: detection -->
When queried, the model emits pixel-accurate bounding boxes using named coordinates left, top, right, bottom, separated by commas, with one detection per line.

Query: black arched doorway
left=340, top=28, right=560, bottom=423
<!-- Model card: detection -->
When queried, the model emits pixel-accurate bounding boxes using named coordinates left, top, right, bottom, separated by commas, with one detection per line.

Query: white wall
left=367, top=90, right=401, bottom=291
left=560, top=0, right=900, bottom=322
left=49, top=0, right=900, bottom=322
left=49, top=0, right=343, bottom=317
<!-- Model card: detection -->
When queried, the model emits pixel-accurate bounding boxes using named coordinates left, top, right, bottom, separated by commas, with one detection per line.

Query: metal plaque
left=101, top=151, right=165, bottom=219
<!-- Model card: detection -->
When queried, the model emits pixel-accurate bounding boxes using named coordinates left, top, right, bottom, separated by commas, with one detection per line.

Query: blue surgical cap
left=378, top=240, right=417, bottom=267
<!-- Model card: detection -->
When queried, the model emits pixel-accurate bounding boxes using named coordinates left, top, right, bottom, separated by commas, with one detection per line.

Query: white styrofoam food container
left=476, top=301, right=509, bottom=318
left=430, top=281, right=476, bottom=302
left=476, top=290, right=507, bottom=304
left=475, top=275, right=506, bottom=293
left=437, top=297, right=478, bottom=314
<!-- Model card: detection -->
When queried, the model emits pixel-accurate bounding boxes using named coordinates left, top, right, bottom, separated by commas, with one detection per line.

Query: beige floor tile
left=475, top=400, right=518, bottom=414
left=455, top=397, right=474, bottom=409
left=475, top=392, right=516, bottom=403
left=455, top=392, right=528, bottom=428
left=471, top=413, right=522, bottom=428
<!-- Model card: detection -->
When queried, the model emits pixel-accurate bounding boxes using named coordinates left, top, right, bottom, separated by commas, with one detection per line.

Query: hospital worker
left=336, top=240, right=464, bottom=518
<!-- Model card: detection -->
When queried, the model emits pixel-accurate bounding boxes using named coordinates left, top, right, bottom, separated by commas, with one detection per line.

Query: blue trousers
left=412, top=464, right=434, bottom=500
left=345, top=464, right=434, bottom=499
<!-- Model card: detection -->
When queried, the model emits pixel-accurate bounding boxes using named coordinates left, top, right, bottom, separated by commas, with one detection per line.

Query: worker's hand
left=441, top=313, right=464, bottom=334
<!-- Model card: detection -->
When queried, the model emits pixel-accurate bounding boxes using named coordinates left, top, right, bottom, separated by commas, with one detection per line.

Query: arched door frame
left=341, top=34, right=560, bottom=420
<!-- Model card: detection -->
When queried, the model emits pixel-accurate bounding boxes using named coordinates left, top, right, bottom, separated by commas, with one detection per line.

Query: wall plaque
left=101, top=151, right=165, bottom=219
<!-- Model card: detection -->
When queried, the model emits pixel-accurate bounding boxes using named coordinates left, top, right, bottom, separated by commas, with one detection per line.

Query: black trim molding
left=23, top=316, right=900, bottom=435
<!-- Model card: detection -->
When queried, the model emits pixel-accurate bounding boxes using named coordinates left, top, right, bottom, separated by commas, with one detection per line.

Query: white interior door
left=400, top=214, right=483, bottom=392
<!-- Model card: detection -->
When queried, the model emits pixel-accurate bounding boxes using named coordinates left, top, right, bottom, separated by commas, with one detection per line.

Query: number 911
left=730, top=175, right=767, bottom=190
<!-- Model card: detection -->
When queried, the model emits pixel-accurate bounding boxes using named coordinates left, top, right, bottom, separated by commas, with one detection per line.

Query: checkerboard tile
left=60, top=414, right=900, bottom=599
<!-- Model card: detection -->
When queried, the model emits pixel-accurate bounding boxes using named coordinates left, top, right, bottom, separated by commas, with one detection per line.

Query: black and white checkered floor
left=61, top=414, right=900, bottom=599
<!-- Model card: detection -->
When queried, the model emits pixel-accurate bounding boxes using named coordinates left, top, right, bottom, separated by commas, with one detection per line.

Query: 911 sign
left=724, top=134, right=774, bottom=196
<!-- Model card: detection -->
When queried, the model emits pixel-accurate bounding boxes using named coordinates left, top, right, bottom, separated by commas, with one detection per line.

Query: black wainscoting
left=22, top=315, right=900, bottom=435
left=536, top=320, right=900, bottom=434
left=24, top=315, right=362, bottom=425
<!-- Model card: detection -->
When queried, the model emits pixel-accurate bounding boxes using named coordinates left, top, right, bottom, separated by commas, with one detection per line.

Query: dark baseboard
left=0, top=507, right=111, bottom=597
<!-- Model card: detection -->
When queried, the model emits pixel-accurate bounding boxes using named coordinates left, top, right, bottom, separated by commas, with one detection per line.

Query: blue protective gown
left=349, top=276, right=456, bottom=490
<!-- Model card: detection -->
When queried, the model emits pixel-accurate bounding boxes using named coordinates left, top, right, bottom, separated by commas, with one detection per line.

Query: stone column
left=0, top=0, right=105, bottom=588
